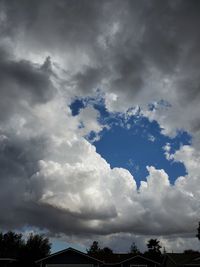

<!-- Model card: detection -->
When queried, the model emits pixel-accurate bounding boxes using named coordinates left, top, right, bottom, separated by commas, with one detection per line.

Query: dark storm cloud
left=0, top=134, right=116, bottom=234
left=0, top=40, right=56, bottom=232
left=0, top=133, right=49, bottom=231
left=0, top=58, right=54, bottom=102
left=2, top=0, right=200, bottom=102
left=0, top=201, right=104, bottom=236
left=1, top=0, right=103, bottom=52
left=0, top=45, right=55, bottom=121
left=60, top=0, right=200, bottom=114
left=72, top=66, right=107, bottom=94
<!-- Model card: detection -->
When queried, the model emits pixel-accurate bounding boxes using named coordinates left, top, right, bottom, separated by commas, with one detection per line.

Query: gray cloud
left=0, top=45, right=55, bottom=122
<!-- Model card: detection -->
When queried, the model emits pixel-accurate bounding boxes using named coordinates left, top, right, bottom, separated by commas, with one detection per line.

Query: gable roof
left=165, top=253, right=200, bottom=266
left=184, top=256, right=200, bottom=266
left=36, top=247, right=104, bottom=264
left=36, top=248, right=162, bottom=265
left=119, top=254, right=161, bottom=265
left=91, top=253, right=133, bottom=264
left=88, top=253, right=161, bottom=265
left=0, top=258, right=17, bottom=262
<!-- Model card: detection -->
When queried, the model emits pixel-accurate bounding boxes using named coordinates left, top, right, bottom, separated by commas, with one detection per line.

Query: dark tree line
left=87, top=222, right=200, bottom=261
left=0, top=231, right=51, bottom=267
left=87, top=239, right=163, bottom=261
left=0, top=222, right=199, bottom=265
left=87, top=241, right=113, bottom=257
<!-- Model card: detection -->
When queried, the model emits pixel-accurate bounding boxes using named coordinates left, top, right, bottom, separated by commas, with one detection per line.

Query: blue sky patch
left=70, top=97, right=191, bottom=186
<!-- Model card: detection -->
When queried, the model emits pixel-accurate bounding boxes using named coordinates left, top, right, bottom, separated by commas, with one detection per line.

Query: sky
left=0, top=0, right=200, bottom=254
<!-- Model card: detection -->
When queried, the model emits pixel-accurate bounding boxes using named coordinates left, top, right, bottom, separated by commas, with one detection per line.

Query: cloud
left=2, top=0, right=200, bottom=120
left=77, top=233, right=200, bottom=253
left=0, top=46, right=55, bottom=123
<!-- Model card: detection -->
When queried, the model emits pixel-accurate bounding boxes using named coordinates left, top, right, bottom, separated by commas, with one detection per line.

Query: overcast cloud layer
left=0, top=0, right=200, bottom=252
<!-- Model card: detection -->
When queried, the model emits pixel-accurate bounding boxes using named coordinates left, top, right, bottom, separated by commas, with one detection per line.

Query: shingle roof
left=92, top=253, right=161, bottom=265
left=91, top=253, right=132, bottom=263
left=36, top=247, right=104, bottom=263
left=166, top=253, right=200, bottom=266
left=0, top=258, right=17, bottom=262
left=184, top=256, right=200, bottom=266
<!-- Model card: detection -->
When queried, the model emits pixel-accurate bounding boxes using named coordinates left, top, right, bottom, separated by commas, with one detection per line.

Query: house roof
left=77, top=253, right=161, bottom=265
left=184, top=256, right=200, bottom=266
left=0, top=258, right=17, bottom=262
left=119, top=254, right=161, bottom=265
left=36, top=247, right=162, bottom=265
left=91, top=253, right=132, bottom=263
left=35, top=247, right=104, bottom=264
left=165, top=253, right=200, bottom=266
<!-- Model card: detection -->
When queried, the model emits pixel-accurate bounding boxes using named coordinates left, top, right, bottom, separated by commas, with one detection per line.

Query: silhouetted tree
left=0, top=231, right=51, bottom=267
left=129, top=242, right=140, bottom=254
left=0, top=231, right=24, bottom=258
left=184, top=249, right=199, bottom=254
left=144, top=239, right=162, bottom=261
left=100, top=247, right=113, bottom=255
left=147, top=239, right=162, bottom=253
left=163, top=247, right=167, bottom=254
left=87, top=241, right=101, bottom=255
left=22, top=233, right=51, bottom=266
left=96, top=247, right=113, bottom=262
left=87, top=241, right=113, bottom=259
